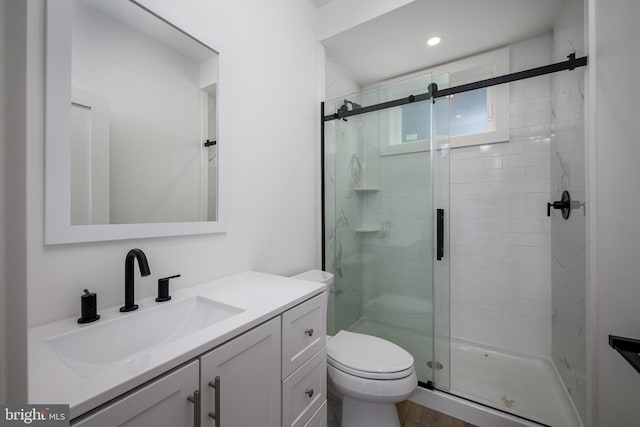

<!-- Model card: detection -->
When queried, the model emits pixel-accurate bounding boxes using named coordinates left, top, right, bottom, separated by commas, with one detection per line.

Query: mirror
left=46, top=0, right=225, bottom=243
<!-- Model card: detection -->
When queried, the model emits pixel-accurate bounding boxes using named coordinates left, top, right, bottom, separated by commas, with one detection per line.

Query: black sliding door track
left=323, top=54, right=587, bottom=122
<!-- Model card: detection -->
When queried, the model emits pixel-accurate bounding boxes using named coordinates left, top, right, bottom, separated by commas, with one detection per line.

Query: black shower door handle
left=436, top=209, right=444, bottom=260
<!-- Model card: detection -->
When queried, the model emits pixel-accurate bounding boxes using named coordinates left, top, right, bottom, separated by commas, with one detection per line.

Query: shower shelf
left=354, top=187, right=380, bottom=193
left=609, top=335, right=640, bottom=375
left=354, top=226, right=380, bottom=233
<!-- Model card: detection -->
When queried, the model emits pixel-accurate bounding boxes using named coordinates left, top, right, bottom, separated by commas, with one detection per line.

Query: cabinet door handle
left=305, top=328, right=314, bottom=337
left=207, top=376, right=221, bottom=425
left=305, top=388, right=314, bottom=398
left=187, top=390, right=201, bottom=427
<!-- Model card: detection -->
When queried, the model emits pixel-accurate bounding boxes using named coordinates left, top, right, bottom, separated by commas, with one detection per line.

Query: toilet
left=292, top=270, right=418, bottom=427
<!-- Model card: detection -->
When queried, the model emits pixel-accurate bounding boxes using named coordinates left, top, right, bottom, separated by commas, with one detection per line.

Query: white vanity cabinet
left=67, top=290, right=328, bottom=427
left=71, top=360, right=199, bottom=427
left=199, top=316, right=282, bottom=426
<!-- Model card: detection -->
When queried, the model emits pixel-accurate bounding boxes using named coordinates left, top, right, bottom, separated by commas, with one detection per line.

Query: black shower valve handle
left=547, top=191, right=572, bottom=219
left=547, top=200, right=567, bottom=216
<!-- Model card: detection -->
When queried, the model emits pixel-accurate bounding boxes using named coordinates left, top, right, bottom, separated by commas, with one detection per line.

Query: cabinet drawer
left=282, top=348, right=327, bottom=427
left=282, top=293, right=327, bottom=378
left=303, top=401, right=327, bottom=427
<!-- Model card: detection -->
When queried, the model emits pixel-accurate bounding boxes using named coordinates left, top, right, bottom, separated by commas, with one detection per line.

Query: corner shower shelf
left=354, top=226, right=380, bottom=233
left=609, top=335, right=640, bottom=375
left=354, top=187, right=380, bottom=193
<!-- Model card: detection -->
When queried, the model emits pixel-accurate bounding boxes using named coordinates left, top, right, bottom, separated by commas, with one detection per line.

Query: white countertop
left=28, top=271, right=326, bottom=419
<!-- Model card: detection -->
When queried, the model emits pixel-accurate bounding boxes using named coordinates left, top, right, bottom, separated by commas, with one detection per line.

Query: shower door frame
left=320, top=51, right=589, bottom=419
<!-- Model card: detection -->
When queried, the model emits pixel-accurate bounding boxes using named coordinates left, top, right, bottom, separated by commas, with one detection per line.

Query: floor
left=397, top=401, right=477, bottom=427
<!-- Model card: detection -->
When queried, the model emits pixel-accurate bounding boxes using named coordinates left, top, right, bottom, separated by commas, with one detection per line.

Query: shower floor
left=349, top=318, right=581, bottom=427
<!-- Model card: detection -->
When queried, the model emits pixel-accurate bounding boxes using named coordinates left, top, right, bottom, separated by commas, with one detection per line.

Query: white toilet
left=292, top=270, right=418, bottom=427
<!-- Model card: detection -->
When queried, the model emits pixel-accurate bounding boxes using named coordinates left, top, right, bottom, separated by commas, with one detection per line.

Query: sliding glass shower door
left=324, top=73, right=451, bottom=388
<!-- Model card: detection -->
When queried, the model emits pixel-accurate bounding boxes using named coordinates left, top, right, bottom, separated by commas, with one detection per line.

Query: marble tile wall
left=550, top=0, right=587, bottom=421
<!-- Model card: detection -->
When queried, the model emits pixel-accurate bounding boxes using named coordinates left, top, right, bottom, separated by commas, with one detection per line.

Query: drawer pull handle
left=305, top=388, right=314, bottom=398
left=187, top=390, right=201, bottom=427
left=305, top=328, right=314, bottom=337
left=208, top=376, right=221, bottom=425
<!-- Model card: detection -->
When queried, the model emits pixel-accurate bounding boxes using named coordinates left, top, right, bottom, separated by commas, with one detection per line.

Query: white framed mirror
left=45, top=0, right=226, bottom=244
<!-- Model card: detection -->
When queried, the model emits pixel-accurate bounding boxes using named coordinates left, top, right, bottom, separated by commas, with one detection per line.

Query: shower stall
left=322, top=53, right=586, bottom=427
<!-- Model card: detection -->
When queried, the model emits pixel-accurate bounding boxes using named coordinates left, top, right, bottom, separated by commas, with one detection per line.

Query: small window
left=379, top=47, right=510, bottom=155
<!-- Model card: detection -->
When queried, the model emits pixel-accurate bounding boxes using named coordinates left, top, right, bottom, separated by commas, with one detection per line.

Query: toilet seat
left=327, top=330, right=414, bottom=380
left=328, top=356, right=414, bottom=380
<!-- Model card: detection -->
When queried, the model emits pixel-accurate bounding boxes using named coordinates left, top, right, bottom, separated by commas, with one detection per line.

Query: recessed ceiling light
left=427, top=36, right=441, bottom=46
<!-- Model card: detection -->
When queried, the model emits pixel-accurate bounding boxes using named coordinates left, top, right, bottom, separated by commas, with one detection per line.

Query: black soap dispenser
left=156, top=274, right=180, bottom=302
left=78, top=289, right=100, bottom=324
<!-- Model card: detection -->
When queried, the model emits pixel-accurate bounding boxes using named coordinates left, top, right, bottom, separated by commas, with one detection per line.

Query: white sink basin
left=45, top=296, right=243, bottom=378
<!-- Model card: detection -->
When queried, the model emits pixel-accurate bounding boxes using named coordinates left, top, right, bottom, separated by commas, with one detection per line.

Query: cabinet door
left=200, top=317, right=282, bottom=427
left=72, top=360, right=199, bottom=427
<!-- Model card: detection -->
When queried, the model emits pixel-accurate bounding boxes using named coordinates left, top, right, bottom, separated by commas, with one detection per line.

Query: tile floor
left=397, top=401, right=478, bottom=427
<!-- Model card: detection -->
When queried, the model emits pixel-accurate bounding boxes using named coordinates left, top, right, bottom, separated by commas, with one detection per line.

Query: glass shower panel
left=356, top=100, right=435, bottom=383
left=324, top=73, right=449, bottom=386
left=329, top=98, right=367, bottom=336
left=431, top=73, right=451, bottom=390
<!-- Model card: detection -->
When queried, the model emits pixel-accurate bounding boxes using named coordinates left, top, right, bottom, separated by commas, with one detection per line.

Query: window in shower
left=379, top=47, right=510, bottom=155
left=400, top=88, right=488, bottom=143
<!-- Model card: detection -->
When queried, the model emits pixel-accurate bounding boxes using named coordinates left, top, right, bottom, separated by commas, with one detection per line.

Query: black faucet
left=120, top=248, right=151, bottom=312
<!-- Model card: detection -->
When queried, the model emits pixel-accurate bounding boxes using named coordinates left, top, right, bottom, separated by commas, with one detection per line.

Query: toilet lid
left=327, top=330, right=414, bottom=376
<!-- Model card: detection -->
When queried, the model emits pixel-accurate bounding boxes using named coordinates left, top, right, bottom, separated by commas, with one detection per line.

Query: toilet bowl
left=327, top=330, right=417, bottom=427
left=292, top=270, right=418, bottom=427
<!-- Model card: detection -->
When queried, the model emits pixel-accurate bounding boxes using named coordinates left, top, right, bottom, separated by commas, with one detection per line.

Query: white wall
left=324, top=55, right=360, bottom=101
left=449, top=35, right=553, bottom=357
left=2, top=0, right=29, bottom=403
left=591, top=0, right=640, bottom=425
left=72, top=0, right=204, bottom=224
left=25, top=0, right=321, bottom=327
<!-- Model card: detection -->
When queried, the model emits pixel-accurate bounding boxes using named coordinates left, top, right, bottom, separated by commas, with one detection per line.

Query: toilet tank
left=292, top=270, right=334, bottom=286
left=292, top=270, right=335, bottom=335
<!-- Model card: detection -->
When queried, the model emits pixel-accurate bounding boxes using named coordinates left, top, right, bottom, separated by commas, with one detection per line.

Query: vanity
left=29, top=272, right=328, bottom=426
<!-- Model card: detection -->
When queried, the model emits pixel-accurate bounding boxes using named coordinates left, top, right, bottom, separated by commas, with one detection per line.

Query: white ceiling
left=322, top=0, right=560, bottom=86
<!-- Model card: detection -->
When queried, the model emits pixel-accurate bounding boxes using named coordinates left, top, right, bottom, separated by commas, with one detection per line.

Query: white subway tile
left=451, top=182, right=503, bottom=195
left=477, top=141, right=526, bottom=157
left=452, top=230, right=503, bottom=246
left=450, top=168, right=526, bottom=184
left=503, top=179, right=550, bottom=193
left=503, top=232, right=550, bottom=247
left=525, top=138, right=551, bottom=153
left=452, top=156, right=503, bottom=171
left=525, top=109, right=552, bottom=127
left=451, top=243, right=480, bottom=255
left=503, top=152, right=550, bottom=168
left=526, top=166, right=551, bottom=180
